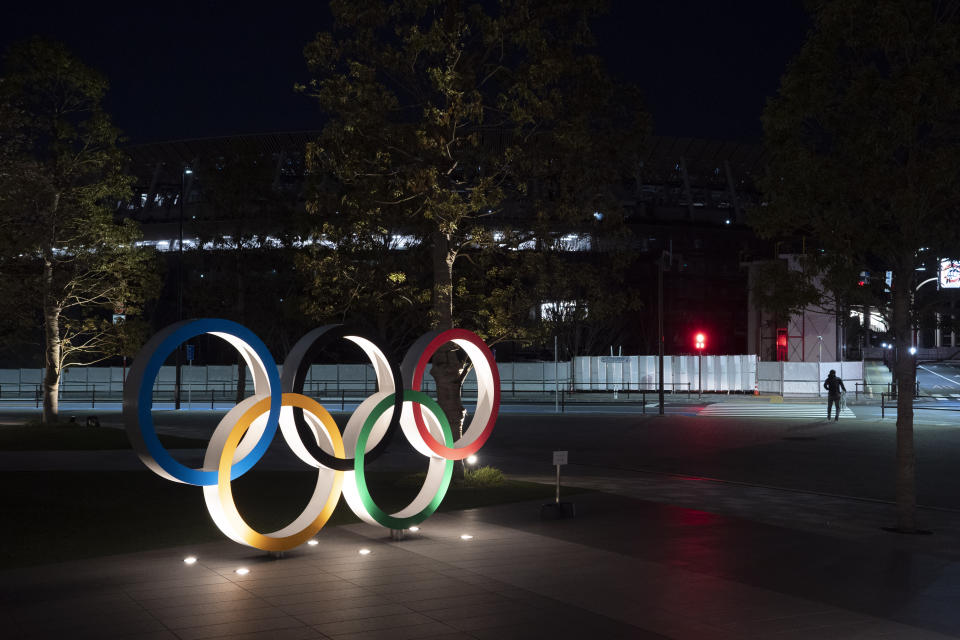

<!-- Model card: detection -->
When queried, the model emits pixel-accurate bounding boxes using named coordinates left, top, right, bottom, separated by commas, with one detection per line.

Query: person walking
left=824, top=369, right=846, bottom=421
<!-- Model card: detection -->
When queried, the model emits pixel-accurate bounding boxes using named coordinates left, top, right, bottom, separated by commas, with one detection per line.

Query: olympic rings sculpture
left=123, top=319, right=500, bottom=552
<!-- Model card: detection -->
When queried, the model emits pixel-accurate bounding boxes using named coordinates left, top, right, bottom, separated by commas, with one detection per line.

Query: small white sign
left=553, top=450, right=568, bottom=466
left=940, top=258, right=960, bottom=289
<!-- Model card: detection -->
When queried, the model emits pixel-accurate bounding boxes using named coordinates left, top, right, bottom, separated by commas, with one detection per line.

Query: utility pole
left=175, top=166, right=193, bottom=410
left=554, top=335, right=559, bottom=413
left=658, top=248, right=672, bottom=415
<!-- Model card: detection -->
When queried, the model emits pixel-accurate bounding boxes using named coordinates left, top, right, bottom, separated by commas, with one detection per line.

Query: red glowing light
left=694, top=332, right=706, bottom=350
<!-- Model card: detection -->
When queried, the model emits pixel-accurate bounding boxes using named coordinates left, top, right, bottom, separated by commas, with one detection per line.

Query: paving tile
left=122, top=573, right=230, bottom=592
left=114, top=631, right=182, bottom=640
left=244, top=577, right=353, bottom=598
left=161, top=604, right=286, bottom=629
left=19, top=616, right=170, bottom=639
left=127, top=580, right=250, bottom=602
left=312, top=612, right=435, bottom=636
left=364, top=576, right=470, bottom=594
left=714, top=607, right=874, bottom=634
left=7, top=482, right=960, bottom=640
left=279, top=594, right=396, bottom=616
left=16, top=606, right=160, bottom=633
left=419, top=598, right=542, bottom=622
left=146, top=596, right=273, bottom=619
left=767, top=619, right=959, bottom=639
left=129, top=588, right=263, bottom=609
left=444, top=609, right=558, bottom=632
left=174, top=615, right=308, bottom=640
left=263, top=585, right=378, bottom=607
left=295, top=602, right=414, bottom=626
left=217, top=626, right=330, bottom=640
left=384, top=585, right=488, bottom=603
left=329, top=621, right=463, bottom=640
left=405, top=591, right=520, bottom=612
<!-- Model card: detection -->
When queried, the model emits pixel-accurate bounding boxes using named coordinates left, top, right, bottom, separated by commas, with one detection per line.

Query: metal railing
left=557, top=388, right=684, bottom=414
left=855, top=381, right=920, bottom=399
left=881, top=393, right=960, bottom=418
left=2, top=378, right=695, bottom=411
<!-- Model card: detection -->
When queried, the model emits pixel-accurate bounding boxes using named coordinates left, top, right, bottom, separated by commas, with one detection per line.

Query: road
left=917, top=360, right=960, bottom=399
left=5, top=396, right=960, bottom=512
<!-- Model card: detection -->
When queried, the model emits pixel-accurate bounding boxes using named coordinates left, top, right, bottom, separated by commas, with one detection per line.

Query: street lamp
left=175, top=166, right=193, bottom=410
left=657, top=250, right=672, bottom=415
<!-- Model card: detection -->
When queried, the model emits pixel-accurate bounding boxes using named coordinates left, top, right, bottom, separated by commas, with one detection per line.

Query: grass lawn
left=0, top=469, right=575, bottom=569
left=0, top=425, right=206, bottom=450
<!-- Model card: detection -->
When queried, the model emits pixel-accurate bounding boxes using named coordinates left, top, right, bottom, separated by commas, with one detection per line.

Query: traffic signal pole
left=694, top=333, right=705, bottom=399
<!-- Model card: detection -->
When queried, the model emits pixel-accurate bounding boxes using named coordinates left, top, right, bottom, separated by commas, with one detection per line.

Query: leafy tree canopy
left=753, top=0, right=960, bottom=531
left=0, top=38, right=158, bottom=422
left=296, top=0, right=649, bottom=435
left=296, top=0, right=648, bottom=341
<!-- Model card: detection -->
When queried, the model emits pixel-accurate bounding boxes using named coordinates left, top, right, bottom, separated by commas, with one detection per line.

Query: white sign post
left=552, top=450, right=567, bottom=503
left=541, top=450, right=575, bottom=519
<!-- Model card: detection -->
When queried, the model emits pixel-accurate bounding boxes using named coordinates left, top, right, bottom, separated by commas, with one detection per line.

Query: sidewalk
left=3, top=405, right=960, bottom=637
left=2, top=489, right=958, bottom=639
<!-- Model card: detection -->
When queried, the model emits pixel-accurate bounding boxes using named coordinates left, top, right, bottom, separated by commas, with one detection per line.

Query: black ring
left=281, top=325, right=403, bottom=471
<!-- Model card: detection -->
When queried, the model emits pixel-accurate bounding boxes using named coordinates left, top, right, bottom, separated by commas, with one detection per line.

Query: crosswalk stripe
left=698, top=404, right=856, bottom=419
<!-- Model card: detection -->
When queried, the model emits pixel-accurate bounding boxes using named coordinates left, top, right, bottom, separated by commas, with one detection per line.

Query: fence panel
left=0, top=356, right=865, bottom=399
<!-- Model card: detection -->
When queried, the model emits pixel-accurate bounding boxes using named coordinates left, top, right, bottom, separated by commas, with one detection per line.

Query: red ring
left=410, top=329, right=500, bottom=459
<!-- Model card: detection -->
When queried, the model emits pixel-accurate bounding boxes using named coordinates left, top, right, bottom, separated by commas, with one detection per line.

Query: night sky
left=0, top=1, right=809, bottom=144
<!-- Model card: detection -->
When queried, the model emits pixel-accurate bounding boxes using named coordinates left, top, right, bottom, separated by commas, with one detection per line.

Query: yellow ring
left=209, top=392, right=344, bottom=551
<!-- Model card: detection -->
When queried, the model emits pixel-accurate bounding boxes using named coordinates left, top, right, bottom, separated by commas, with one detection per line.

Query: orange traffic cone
left=754, top=383, right=759, bottom=396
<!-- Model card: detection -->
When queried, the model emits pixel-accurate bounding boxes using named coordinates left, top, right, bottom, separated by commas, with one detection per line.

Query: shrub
left=464, top=465, right=505, bottom=488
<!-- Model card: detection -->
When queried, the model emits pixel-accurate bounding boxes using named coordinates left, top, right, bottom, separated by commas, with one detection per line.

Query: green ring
left=354, top=390, right=454, bottom=529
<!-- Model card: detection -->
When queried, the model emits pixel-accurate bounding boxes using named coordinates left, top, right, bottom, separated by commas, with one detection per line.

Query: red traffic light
left=694, top=332, right=706, bottom=350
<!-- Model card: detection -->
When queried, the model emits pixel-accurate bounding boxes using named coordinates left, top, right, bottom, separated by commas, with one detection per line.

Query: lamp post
left=175, top=166, right=193, bottom=410
left=657, top=250, right=671, bottom=415
left=817, top=335, right=823, bottom=397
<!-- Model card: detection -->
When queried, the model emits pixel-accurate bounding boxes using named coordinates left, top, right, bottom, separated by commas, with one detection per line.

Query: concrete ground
left=2, top=395, right=960, bottom=638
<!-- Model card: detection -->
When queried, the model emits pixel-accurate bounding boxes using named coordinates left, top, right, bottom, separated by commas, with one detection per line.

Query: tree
left=298, top=0, right=648, bottom=431
left=0, top=39, right=157, bottom=424
left=189, top=151, right=304, bottom=400
left=753, top=0, right=960, bottom=531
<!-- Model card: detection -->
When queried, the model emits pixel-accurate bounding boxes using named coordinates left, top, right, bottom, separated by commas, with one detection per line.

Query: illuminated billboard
left=940, top=259, right=960, bottom=289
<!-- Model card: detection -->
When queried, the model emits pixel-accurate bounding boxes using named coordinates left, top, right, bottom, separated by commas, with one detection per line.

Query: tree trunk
left=42, top=258, right=61, bottom=425
left=892, top=263, right=916, bottom=532
left=430, top=231, right=466, bottom=478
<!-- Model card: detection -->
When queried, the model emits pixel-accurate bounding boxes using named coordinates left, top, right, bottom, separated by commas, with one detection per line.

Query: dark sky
left=0, top=1, right=809, bottom=144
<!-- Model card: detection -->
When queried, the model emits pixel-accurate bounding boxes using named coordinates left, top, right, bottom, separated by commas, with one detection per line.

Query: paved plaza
left=3, top=396, right=960, bottom=638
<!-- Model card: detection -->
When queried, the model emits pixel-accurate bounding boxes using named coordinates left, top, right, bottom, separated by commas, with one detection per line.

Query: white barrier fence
left=0, top=362, right=573, bottom=397
left=0, top=358, right=862, bottom=399
left=757, top=361, right=863, bottom=397
left=572, top=355, right=758, bottom=393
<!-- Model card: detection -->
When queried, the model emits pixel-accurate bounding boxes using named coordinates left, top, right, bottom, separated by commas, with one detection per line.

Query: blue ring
left=136, top=319, right=282, bottom=485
